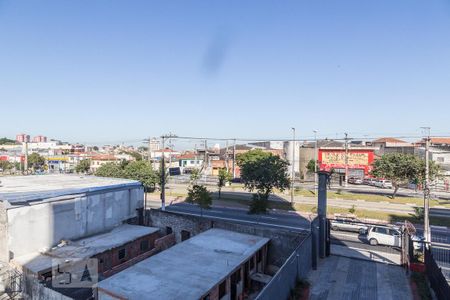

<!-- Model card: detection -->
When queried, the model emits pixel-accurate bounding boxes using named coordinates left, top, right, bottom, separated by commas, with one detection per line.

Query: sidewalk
left=308, top=255, right=411, bottom=300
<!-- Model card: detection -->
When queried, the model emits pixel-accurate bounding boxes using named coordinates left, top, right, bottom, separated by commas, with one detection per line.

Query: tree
left=306, top=159, right=316, bottom=174
left=371, top=153, right=440, bottom=198
left=186, top=184, right=212, bottom=216
left=0, top=160, right=12, bottom=171
left=0, top=138, right=16, bottom=145
left=123, top=161, right=158, bottom=191
left=189, top=169, right=201, bottom=185
left=95, top=162, right=124, bottom=178
left=95, top=161, right=158, bottom=192
left=93, top=146, right=99, bottom=151
left=217, top=168, right=232, bottom=199
left=75, top=159, right=91, bottom=173
left=28, top=153, right=45, bottom=170
left=237, top=150, right=291, bottom=214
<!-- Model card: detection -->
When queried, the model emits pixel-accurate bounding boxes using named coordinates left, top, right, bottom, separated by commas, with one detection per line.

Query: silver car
left=330, top=218, right=369, bottom=234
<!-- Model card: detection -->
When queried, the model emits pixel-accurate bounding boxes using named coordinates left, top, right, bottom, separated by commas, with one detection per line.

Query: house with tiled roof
left=372, top=137, right=415, bottom=156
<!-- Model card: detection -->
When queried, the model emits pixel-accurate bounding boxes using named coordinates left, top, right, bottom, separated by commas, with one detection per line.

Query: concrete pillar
left=318, top=171, right=329, bottom=259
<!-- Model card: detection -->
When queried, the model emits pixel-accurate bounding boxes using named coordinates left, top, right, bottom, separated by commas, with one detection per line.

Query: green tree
left=306, top=159, right=316, bottom=174
left=371, top=153, right=440, bottom=198
left=75, top=159, right=91, bottom=173
left=236, top=149, right=271, bottom=165
left=95, top=162, right=124, bottom=178
left=186, top=184, right=212, bottom=216
left=237, top=150, right=291, bottom=214
left=123, top=161, right=158, bottom=191
left=0, top=160, right=12, bottom=171
left=217, top=168, right=232, bottom=199
left=95, top=161, right=158, bottom=192
left=28, top=153, right=45, bottom=170
left=0, top=138, right=16, bottom=145
left=93, top=146, right=99, bottom=151
left=189, top=169, right=201, bottom=185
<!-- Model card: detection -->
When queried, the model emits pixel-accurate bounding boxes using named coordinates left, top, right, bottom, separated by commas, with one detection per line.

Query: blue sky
left=1, top=0, right=450, bottom=144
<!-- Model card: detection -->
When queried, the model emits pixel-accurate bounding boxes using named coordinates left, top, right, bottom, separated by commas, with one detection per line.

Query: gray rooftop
left=97, top=228, right=270, bottom=300
left=13, top=224, right=159, bottom=274
left=0, top=174, right=142, bottom=204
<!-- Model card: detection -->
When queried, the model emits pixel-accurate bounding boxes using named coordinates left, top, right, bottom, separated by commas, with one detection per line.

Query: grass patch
left=293, top=189, right=450, bottom=208
left=218, top=195, right=450, bottom=227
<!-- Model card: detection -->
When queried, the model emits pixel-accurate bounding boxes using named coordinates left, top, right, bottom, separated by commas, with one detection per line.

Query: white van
left=367, top=225, right=401, bottom=247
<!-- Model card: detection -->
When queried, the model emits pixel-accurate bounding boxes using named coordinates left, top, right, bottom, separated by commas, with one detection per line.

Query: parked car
left=363, top=177, right=376, bottom=186
left=374, top=179, right=393, bottom=189
left=348, top=177, right=363, bottom=185
left=330, top=217, right=369, bottom=234
left=367, top=225, right=401, bottom=247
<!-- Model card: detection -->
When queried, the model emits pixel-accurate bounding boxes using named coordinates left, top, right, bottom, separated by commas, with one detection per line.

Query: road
left=163, top=183, right=450, bottom=218
left=161, top=203, right=450, bottom=253
left=164, top=202, right=311, bottom=232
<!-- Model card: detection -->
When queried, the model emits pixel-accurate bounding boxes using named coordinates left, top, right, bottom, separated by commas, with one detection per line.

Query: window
left=374, top=227, right=388, bottom=235
left=118, top=248, right=126, bottom=260
left=219, top=280, right=227, bottom=299
left=389, top=229, right=400, bottom=236
left=166, top=226, right=173, bottom=234
left=140, top=240, right=149, bottom=252
left=203, top=294, right=210, bottom=300
left=249, top=257, right=255, bottom=270
left=437, top=157, right=445, bottom=162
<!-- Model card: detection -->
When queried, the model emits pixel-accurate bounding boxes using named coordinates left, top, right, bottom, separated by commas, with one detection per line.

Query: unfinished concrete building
left=96, top=228, right=270, bottom=300
left=0, top=175, right=150, bottom=299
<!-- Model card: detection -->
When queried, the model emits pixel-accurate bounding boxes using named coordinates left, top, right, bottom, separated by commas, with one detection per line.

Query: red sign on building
left=318, top=148, right=375, bottom=176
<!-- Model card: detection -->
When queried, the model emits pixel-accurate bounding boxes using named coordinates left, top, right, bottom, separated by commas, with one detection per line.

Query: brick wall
left=146, top=209, right=308, bottom=266
left=94, top=231, right=160, bottom=277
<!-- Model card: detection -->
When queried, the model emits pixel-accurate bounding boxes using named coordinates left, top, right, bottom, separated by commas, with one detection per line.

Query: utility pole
left=291, top=128, right=296, bottom=204
left=313, top=130, right=318, bottom=193
left=159, top=132, right=177, bottom=211
left=225, top=140, right=229, bottom=172
left=147, top=137, right=152, bottom=170
left=422, top=127, right=431, bottom=245
left=24, top=141, right=28, bottom=173
left=344, top=133, right=349, bottom=188
left=232, top=139, right=236, bottom=179
left=160, top=135, right=166, bottom=211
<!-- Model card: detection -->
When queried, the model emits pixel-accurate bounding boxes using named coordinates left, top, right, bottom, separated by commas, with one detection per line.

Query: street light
left=313, top=130, right=318, bottom=192
left=291, top=128, right=296, bottom=204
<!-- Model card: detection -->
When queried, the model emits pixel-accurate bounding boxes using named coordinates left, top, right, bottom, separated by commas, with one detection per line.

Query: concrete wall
left=6, top=187, right=143, bottom=260
left=146, top=209, right=308, bottom=266
left=256, top=234, right=312, bottom=300
left=0, top=203, right=8, bottom=262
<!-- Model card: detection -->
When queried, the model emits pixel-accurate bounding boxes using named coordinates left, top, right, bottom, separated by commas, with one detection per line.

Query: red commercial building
left=318, top=147, right=375, bottom=178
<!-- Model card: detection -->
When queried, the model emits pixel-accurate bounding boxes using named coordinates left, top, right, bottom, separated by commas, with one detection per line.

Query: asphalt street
left=164, top=183, right=450, bottom=217
left=165, top=202, right=311, bottom=232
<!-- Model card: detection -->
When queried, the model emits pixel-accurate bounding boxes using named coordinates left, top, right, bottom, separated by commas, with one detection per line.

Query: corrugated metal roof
left=0, top=174, right=142, bottom=205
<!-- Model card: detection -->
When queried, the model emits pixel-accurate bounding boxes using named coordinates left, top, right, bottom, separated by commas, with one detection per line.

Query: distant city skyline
left=1, top=1, right=450, bottom=143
